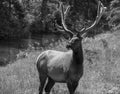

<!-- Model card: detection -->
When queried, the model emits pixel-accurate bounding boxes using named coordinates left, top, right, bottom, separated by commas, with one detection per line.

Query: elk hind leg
left=38, top=74, right=47, bottom=94
left=67, top=81, right=78, bottom=94
left=45, top=77, right=55, bottom=94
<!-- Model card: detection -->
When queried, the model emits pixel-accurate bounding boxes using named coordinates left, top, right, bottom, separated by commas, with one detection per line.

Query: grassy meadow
left=1, top=31, right=120, bottom=94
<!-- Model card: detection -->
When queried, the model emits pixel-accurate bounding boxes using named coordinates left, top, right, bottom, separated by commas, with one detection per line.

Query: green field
left=1, top=31, right=120, bottom=94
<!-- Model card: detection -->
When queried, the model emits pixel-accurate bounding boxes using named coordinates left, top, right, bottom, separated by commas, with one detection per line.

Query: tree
left=0, top=0, right=26, bottom=39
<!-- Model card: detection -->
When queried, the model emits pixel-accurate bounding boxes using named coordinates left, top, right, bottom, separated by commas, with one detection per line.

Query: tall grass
left=1, top=32, right=120, bottom=94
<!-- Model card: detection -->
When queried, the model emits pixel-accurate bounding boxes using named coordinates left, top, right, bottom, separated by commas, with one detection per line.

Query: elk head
left=56, top=1, right=106, bottom=51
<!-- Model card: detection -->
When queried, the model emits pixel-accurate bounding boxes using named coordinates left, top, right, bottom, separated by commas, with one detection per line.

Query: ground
left=1, top=31, right=120, bottom=94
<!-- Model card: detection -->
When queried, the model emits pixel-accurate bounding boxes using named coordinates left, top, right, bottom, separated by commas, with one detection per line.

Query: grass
left=0, top=51, right=39, bottom=94
left=1, top=31, right=120, bottom=94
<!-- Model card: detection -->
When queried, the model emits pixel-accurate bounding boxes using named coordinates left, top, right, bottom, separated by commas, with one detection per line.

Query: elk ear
left=81, top=32, right=87, bottom=38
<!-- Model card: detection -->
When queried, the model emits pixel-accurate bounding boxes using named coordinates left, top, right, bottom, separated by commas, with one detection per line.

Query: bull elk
left=36, top=1, right=106, bottom=94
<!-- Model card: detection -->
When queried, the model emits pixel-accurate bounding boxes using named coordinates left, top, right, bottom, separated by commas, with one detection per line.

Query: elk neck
left=72, top=43, right=84, bottom=66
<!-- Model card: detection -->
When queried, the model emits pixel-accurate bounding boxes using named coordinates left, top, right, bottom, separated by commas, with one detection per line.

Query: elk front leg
left=67, top=81, right=78, bottom=94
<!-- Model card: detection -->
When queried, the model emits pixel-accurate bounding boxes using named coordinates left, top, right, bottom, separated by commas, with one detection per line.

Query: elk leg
left=45, top=77, right=55, bottom=94
left=67, top=81, right=78, bottom=94
left=38, top=74, right=47, bottom=94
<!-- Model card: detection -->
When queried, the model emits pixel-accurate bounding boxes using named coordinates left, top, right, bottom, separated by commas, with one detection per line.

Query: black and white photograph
left=0, top=0, right=120, bottom=94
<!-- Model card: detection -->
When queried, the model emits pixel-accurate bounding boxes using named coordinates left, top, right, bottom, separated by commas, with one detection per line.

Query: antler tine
left=64, top=5, right=71, bottom=19
left=55, top=2, right=74, bottom=37
left=80, top=1, right=106, bottom=35
left=60, top=2, right=74, bottom=35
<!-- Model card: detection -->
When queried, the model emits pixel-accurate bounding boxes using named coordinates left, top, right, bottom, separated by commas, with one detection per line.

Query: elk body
left=36, top=1, right=106, bottom=94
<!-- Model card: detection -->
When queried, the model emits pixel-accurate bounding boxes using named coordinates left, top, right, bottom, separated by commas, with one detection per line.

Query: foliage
left=107, top=0, right=120, bottom=30
left=0, top=0, right=26, bottom=39
left=0, top=0, right=120, bottom=39
left=28, top=0, right=111, bottom=35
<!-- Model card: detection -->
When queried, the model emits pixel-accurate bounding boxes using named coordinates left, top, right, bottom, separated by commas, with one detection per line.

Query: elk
left=36, top=1, right=106, bottom=94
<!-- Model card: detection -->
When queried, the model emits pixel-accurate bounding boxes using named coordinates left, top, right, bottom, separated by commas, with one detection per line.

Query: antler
left=55, top=2, right=74, bottom=37
left=80, top=1, right=106, bottom=35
